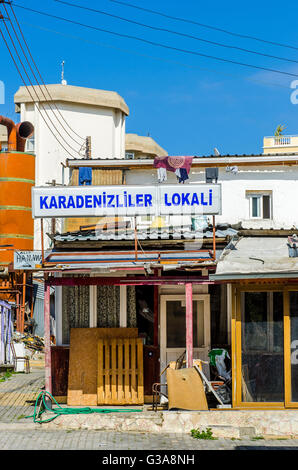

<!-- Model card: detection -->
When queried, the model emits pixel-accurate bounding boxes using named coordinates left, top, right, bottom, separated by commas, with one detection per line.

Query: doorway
left=160, top=294, right=211, bottom=378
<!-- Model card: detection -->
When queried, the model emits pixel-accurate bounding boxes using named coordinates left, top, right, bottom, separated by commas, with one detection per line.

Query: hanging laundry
left=178, top=168, right=189, bottom=183
left=154, top=156, right=193, bottom=183
left=157, top=167, right=167, bottom=182
left=79, top=167, right=92, bottom=185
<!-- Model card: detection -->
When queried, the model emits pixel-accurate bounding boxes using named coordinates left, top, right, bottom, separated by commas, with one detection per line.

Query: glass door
left=285, top=290, right=298, bottom=407
left=239, top=291, right=284, bottom=405
left=160, top=295, right=210, bottom=381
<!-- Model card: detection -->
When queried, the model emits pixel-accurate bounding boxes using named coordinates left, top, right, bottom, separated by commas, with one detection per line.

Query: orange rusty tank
left=0, top=151, right=35, bottom=266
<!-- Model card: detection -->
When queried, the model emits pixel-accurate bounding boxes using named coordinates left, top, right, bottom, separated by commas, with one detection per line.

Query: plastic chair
left=10, top=342, right=30, bottom=374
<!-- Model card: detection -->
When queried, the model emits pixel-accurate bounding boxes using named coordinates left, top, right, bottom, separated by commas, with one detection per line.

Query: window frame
left=246, top=191, right=272, bottom=220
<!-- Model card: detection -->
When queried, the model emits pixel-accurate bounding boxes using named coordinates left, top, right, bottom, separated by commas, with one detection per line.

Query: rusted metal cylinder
left=0, top=151, right=35, bottom=266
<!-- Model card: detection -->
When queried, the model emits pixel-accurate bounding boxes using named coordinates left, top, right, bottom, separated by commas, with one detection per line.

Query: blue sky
left=1, top=0, right=298, bottom=156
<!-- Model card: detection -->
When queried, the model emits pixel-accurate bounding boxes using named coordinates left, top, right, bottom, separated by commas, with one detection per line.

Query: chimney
left=0, top=115, right=34, bottom=152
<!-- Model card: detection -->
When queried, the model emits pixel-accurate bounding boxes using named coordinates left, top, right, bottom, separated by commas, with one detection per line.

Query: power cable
left=109, top=0, right=298, bottom=52
left=3, top=2, right=84, bottom=147
left=55, top=0, right=298, bottom=66
left=9, top=1, right=85, bottom=143
left=10, top=2, right=298, bottom=79
left=20, top=20, right=291, bottom=91
left=0, top=17, right=80, bottom=157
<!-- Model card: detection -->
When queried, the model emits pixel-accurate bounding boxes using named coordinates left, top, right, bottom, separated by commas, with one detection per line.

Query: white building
left=14, top=84, right=128, bottom=249
left=14, top=83, right=129, bottom=187
left=13, top=84, right=168, bottom=249
left=66, top=150, right=298, bottom=232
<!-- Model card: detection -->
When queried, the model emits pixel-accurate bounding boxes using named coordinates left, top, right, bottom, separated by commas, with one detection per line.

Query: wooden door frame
left=233, top=283, right=298, bottom=409
left=160, top=294, right=211, bottom=374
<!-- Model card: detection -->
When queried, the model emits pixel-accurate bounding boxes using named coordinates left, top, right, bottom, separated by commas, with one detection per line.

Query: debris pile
left=12, top=332, right=45, bottom=358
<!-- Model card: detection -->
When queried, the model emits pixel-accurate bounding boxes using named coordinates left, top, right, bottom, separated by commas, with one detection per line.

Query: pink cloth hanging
left=153, top=156, right=193, bottom=174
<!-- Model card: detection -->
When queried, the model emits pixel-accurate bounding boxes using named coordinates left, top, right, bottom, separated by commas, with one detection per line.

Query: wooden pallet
left=97, top=337, right=144, bottom=405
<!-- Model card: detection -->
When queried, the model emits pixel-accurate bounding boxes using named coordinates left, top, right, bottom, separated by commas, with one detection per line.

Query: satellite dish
left=226, top=165, right=238, bottom=174
left=214, top=148, right=220, bottom=156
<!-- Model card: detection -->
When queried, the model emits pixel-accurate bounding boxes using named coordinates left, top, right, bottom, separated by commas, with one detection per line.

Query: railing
left=274, top=136, right=291, bottom=146
left=263, top=135, right=298, bottom=149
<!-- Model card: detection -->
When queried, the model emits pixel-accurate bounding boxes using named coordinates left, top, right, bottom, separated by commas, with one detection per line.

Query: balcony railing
left=263, top=135, right=298, bottom=152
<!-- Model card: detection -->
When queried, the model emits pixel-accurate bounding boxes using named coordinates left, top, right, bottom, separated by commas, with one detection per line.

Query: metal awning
left=44, top=248, right=222, bottom=272
left=210, top=237, right=298, bottom=280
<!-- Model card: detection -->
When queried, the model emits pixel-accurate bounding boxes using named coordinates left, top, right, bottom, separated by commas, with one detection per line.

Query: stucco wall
left=126, top=164, right=298, bottom=230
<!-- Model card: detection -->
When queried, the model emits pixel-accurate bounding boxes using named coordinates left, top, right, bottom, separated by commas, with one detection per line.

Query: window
left=246, top=191, right=272, bottom=219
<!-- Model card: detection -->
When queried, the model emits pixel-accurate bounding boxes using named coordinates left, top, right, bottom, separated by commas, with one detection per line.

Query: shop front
left=32, top=182, right=227, bottom=404
left=212, top=236, right=298, bottom=409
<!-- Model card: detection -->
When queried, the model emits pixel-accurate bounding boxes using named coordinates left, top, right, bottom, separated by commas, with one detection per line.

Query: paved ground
left=0, top=366, right=45, bottom=423
left=0, top=428, right=298, bottom=450
left=0, top=366, right=298, bottom=450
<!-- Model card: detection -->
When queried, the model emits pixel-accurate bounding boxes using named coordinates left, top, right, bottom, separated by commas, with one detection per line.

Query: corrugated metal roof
left=53, top=226, right=237, bottom=243
left=44, top=248, right=223, bottom=271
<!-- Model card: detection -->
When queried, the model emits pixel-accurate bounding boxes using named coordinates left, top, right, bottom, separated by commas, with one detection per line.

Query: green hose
left=25, top=391, right=142, bottom=424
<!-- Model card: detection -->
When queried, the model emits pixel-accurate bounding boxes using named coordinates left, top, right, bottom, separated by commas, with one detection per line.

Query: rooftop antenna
left=61, top=60, right=67, bottom=85
left=214, top=148, right=220, bottom=156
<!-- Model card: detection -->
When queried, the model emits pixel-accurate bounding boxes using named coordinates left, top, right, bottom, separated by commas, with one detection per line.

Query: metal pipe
left=212, top=215, right=216, bottom=260
left=41, top=219, right=44, bottom=265
left=16, top=121, right=34, bottom=152
left=0, top=115, right=17, bottom=151
left=0, top=115, right=34, bottom=152
left=44, top=282, right=52, bottom=397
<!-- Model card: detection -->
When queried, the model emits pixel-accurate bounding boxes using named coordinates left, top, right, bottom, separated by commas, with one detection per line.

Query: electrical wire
left=11, top=2, right=298, bottom=79
left=9, top=3, right=85, bottom=140
left=4, top=2, right=85, bottom=147
left=20, top=20, right=292, bottom=91
left=109, top=0, right=298, bottom=52
left=9, top=2, right=85, bottom=143
left=55, top=0, right=298, bottom=66
left=0, top=18, right=80, bottom=158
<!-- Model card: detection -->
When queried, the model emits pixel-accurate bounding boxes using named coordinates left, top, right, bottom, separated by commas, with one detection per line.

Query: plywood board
left=67, top=328, right=138, bottom=406
left=166, top=367, right=208, bottom=410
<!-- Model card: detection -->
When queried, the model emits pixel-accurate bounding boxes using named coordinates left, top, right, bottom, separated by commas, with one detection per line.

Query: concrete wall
left=126, top=164, right=298, bottom=230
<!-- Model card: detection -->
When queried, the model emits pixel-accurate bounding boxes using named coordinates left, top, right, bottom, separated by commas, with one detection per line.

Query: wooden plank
left=117, top=339, right=124, bottom=403
left=97, top=339, right=104, bottom=404
left=124, top=338, right=130, bottom=404
left=131, top=338, right=137, bottom=403
left=111, top=338, right=117, bottom=403
left=137, top=339, right=144, bottom=403
left=104, top=339, right=111, bottom=404
left=68, top=328, right=138, bottom=406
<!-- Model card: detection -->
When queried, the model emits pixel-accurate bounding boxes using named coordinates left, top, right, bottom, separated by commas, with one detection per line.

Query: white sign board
left=32, top=184, right=222, bottom=218
left=14, top=250, right=51, bottom=270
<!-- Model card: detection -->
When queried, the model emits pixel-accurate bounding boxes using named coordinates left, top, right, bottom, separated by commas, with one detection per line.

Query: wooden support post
left=185, top=283, right=193, bottom=368
left=44, top=282, right=52, bottom=397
